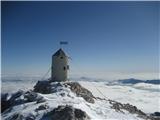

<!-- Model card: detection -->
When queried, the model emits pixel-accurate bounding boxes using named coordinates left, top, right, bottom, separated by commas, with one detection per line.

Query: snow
left=2, top=82, right=145, bottom=120
left=2, top=78, right=160, bottom=119
left=79, top=81, right=160, bottom=113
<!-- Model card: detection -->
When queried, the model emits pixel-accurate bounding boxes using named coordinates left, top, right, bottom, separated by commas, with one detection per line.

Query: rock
left=65, top=82, right=95, bottom=103
left=2, top=80, right=156, bottom=120
left=1, top=93, right=11, bottom=113
left=75, top=108, right=89, bottom=119
left=123, top=103, right=145, bottom=116
left=35, top=104, right=49, bottom=111
left=7, top=113, right=36, bottom=120
left=26, top=113, right=36, bottom=120
left=7, top=113, right=24, bottom=120
left=151, top=112, right=160, bottom=117
left=109, top=99, right=145, bottom=115
left=24, top=91, right=38, bottom=102
left=10, top=90, right=24, bottom=101
left=1, top=90, right=45, bottom=113
left=24, top=90, right=46, bottom=103
left=33, top=81, right=51, bottom=94
left=1, top=91, right=24, bottom=113
left=33, top=81, right=63, bottom=94
left=33, top=81, right=95, bottom=103
left=109, top=99, right=157, bottom=120
left=150, top=112, right=160, bottom=120
left=1, top=93, right=9, bottom=101
left=36, top=97, right=46, bottom=104
left=42, top=105, right=90, bottom=120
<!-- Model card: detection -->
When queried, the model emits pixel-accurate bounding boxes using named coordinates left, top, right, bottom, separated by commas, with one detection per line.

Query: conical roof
left=53, top=48, right=67, bottom=57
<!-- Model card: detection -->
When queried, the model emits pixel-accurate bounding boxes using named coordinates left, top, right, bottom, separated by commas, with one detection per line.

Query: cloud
left=69, top=70, right=159, bottom=80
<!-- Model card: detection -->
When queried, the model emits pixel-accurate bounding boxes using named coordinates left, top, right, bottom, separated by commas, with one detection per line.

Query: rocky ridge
left=1, top=80, right=159, bottom=120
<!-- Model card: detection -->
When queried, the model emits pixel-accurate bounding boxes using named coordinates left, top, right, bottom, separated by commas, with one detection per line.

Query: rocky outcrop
left=7, top=113, right=24, bottom=120
left=33, top=81, right=52, bottom=94
left=2, top=80, right=159, bottom=120
left=1, top=90, right=24, bottom=113
left=35, top=104, right=49, bottom=112
left=109, top=99, right=159, bottom=120
left=65, top=82, right=95, bottom=103
left=6, top=113, right=36, bottom=120
left=33, top=81, right=95, bottom=103
left=150, top=112, right=160, bottom=120
left=1, top=90, right=46, bottom=113
left=1, top=93, right=11, bottom=113
left=42, top=105, right=90, bottom=120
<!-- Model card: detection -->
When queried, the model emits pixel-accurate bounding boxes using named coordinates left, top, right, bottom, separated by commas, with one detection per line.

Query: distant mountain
left=118, top=78, right=160, bottom=85
left=145, top=80, right=160, bottom=84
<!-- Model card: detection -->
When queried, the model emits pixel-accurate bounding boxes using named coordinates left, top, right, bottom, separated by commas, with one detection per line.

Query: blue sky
left=2, top=1, right=159, bottom=80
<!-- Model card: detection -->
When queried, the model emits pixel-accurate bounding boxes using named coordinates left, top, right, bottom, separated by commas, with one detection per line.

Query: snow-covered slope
left=2, top=78, right=160, bottom=114
left=79, top=81, right=160, bottom=113
left=2, top=81, right=155, bottom=120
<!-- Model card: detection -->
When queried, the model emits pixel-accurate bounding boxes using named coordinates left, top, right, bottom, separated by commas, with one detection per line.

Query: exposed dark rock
left=7, top=113, right=24, bottom=120
left=10, top=90, right=24, bottom=101
left=36, top=97, right=46, bottom=104
left=1, top=100, right=11, bottom=113
left=33, top=81, right=63, bottom=94
left=50, top=82, right=64, bottom=93
left=24, top=91, right=38, bottom=102
left=26, top=115, right=36, bottom=120
left=33, top=81, right=95, bottom=103
left=65, top=82, right=95, bottom=103
left=152, top=112, right=160, bottom=116
left=6, top=113, right=36, bottom=120
left=1, top=93, right=11, bottom=113
left=24, top=90, right=45, bottom=104
left=1, top=91, right=24, bottom=113
left=42, top=105, right=90, bottom=120
left=35, top=104, right=49, bottom=111
left=109, top=99, right=145, bottom=115
left=1, top=90, right=45, bottom=113
left=3, top=80, right=157, bottom=120
left=109, top=99, right=159, bottom=120
left=33, top=81, right=52, bottom=94
left=150, top=112, right=160, bottom=120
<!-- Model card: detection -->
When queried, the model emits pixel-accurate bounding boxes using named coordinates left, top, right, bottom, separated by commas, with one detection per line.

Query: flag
left=60, top=41, right=68, bottom=45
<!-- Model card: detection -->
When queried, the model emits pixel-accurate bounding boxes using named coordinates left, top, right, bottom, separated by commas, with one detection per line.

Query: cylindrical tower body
left=51, top=48, right=69, bottom=82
